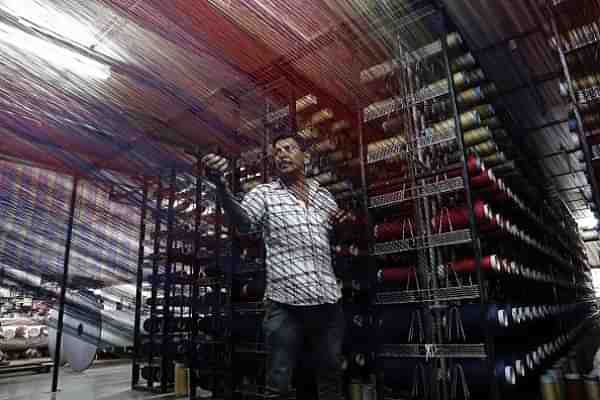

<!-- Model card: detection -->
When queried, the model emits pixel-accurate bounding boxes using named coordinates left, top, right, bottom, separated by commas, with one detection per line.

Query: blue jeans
left=263, top=300, right=345, bottom=399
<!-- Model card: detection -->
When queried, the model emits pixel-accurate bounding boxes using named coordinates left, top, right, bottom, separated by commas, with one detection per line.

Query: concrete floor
left=0, top=362, right=178, bottom=400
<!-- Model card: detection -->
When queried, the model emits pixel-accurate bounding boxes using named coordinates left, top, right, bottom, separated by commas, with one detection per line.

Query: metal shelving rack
left=130, top=164, right=234, bottom=399
left=548, top=0, right=600, bottom=216
left=356, top=4, right=596, bottom=400
left=229, top=99, right=274, bottom=400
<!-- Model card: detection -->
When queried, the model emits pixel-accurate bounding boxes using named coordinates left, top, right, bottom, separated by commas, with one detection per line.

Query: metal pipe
left=441, top=9, right=499, bottom=400
left=160, top=168, right=177, bottom=392
left=131, top=181, right=148, bottom=388
left=51, top=176, right=78, bottom=393
left=147, top=179, right=162, bottom=388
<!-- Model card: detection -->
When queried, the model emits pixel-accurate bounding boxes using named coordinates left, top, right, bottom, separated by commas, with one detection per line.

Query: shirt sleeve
left=240, top=185, right=267, bottom=227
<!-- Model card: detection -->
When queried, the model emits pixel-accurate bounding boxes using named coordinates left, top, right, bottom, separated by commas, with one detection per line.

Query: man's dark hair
left=272, top=133, right=307, bottom=151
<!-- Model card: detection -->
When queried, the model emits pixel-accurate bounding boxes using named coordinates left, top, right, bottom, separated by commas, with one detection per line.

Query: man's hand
left=202, top=153, right=229, bottom=188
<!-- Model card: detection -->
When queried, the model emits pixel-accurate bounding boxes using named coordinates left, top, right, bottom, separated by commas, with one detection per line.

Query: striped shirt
left=240, top=178, right=342, bottom=305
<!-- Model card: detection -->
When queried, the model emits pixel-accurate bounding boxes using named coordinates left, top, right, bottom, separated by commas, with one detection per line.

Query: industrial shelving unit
left=549, top=0, right=600, bottom=216
left=230, top=107, right=271, bottom=399
left=356, top=4, right=596, bottom=400
left=130, top=165, right=234, bottom=398
left=225, top=86, right=372, bottom=398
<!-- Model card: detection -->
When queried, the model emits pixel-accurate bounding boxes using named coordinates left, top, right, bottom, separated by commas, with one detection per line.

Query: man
left=204, top=134, right=346, bottom=400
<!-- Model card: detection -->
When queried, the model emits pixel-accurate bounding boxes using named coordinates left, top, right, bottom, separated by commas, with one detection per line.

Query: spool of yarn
left=349, top=382, right=362, bottom=400
left=2, top=327, right=16, bottom=340
left=374, top=221, right=412, bottom=242
left=453, top=69, right=486, bottom=90
left=483, top=151, right=506, bottom=166
left=458, top=303, right=509, bottom=339
left=454, top=85, right=492, bottom=109
left=430, top=110, right=481, bottom=135
left=174, top=362, right=189, bottom=396
left=585, top=375, right=600, bottom=400
left=541, top=373, right=561, bottom=400
left=469, top=140, right=498, bottom=157
left=446, top=155, right=483, bottom=179
left=377, top=267, right=417, bottom=284
left=431, top=200, right=492, bottom=232
left=470, top=104, right=495, bottom=120
left=458, top=358, right=516, bottom=393
left=27, top=326, right=41, bottom=338
left=451, top=52, right=476, bottom=72
left=143, top=317, right=161, bottom=333
left=463, top=126, right=493, bottom=147
left=565, top=374, right=584, bottom=400
left=470, top=168, right=496, bottom=189
left=382, top=116, right=404, bottom=134
left=482, top=116, right=503, bottom=129
left=490, top=181, right=510, bottom=202
left=447, top=254, right=501, bottom=273
left=513, top=355, right=528, bottom=384
left=367, top=135, right=406, bottom=156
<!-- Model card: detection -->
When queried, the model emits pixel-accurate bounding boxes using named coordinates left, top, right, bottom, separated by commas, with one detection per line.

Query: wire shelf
left=369, top=176, right=464, bottom=208
left=367, top=142, right=407, bottom=164
left=415, top=128, right=457, bottom=149
left=373, top=229, right=472, bottom=255
left=565, top=36, right=600, bottom=54
left=575, top=86, right=600, bottom=105
left=378, top=343, right=487, bottom=359
left=363, top=82, right=449, bottom=124
left=375, top=284, right=480, bottom=304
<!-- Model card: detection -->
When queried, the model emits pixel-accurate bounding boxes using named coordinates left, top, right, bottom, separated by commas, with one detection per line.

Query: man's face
left=273, top=137, right=305, bottom=175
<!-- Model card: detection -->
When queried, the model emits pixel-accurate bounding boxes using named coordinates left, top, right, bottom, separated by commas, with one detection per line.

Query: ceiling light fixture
left=0, top=20, right=111, bottom=80
left=0, top=0, right=111, bottom=80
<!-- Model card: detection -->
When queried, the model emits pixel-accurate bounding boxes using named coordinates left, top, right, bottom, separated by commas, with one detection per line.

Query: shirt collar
left=275, top=177, right=322, bottom=200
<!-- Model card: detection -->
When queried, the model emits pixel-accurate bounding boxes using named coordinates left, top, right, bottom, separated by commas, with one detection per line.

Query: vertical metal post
left=441, top=9, right=497, bottom=400
left=51, top=176, right=78, bottom=393
left=147, top=179, right=163, bottom=389
left=160, top=168, right=177, bottom=392
left=550, top=14, right=600, bottom=217
left=357, top=108, right=381, bottom=400
left=190, top=158, right=203, bottom=398
left=132, top=181, right=148, bottom=388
